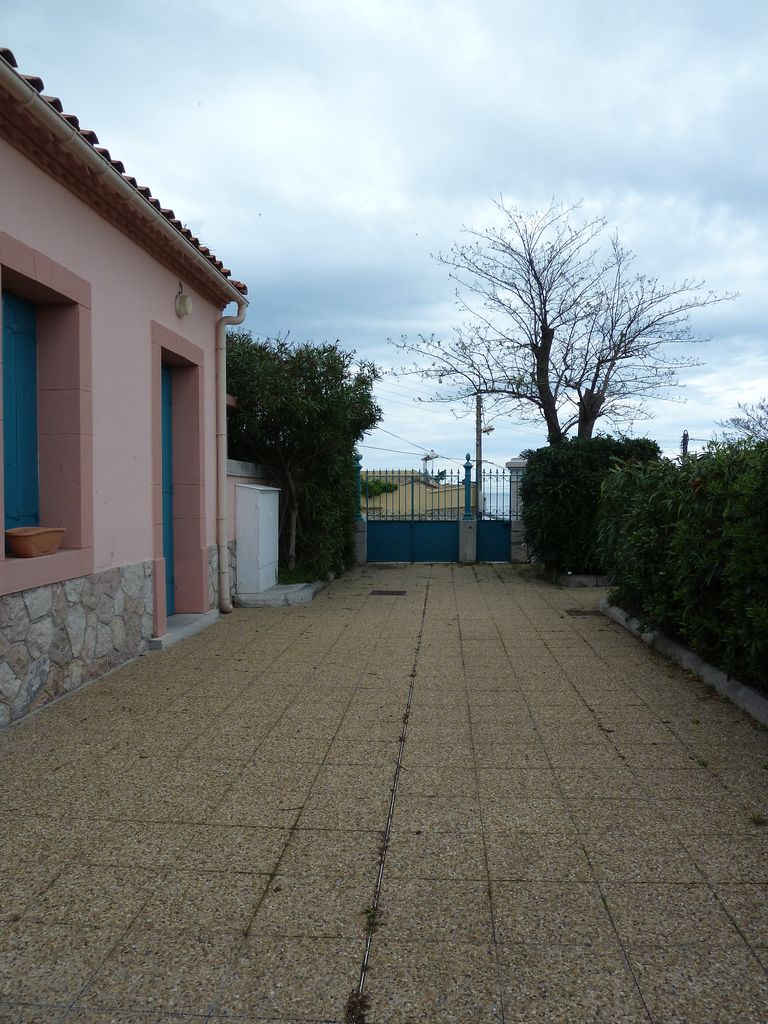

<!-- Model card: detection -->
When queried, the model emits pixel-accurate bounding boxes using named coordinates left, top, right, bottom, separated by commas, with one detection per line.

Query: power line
left=373, top=395, right=425, bottom=410
left=374, top=388, right=423, bottom=404
left=376, top=381, right=433, bottom=398
left=359, top=443, right=470, bottom=465
left=359, top=444, right=430, bottom=457
left=375, top=397, right=467, bottom=422
left=375, top=376, right=445, bottom=398
left=376, top=426, right=431, bottom=452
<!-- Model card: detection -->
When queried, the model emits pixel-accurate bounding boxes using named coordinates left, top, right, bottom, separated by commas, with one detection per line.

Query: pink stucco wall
left=0, top=137, right=223, bottom=573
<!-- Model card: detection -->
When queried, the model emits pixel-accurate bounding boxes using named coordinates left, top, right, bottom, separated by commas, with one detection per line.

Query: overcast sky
left=4, top=0, right=767, bottom=470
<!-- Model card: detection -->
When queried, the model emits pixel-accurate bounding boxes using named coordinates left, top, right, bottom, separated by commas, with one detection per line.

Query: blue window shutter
left=3, top=291, right=40, bottom=529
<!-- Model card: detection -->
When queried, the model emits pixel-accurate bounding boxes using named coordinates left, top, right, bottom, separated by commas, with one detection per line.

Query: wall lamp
left=175, top=282, right=193, bottom=318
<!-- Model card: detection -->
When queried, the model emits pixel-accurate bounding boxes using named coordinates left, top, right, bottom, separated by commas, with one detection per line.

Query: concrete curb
left=558, top=573, right=611, bottom=588
left=148, top=609, right=220, bottom=651
left=600, top=598, right=768, bottom=727
left=235, top=578, right=330, bottom=607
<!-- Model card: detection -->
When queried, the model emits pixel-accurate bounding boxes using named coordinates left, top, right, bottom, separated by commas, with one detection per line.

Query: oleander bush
left=227, top=331, right=381, bottom=577
left=520, top=437, right=661, bottom=574
left=597, top=442, right=768, bottom=693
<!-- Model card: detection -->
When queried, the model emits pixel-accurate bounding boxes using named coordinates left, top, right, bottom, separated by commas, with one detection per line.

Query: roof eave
left=0, top=53, right=248, bottom=308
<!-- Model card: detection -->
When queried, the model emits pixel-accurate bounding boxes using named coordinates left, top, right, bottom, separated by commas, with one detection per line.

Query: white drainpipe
left=215, top=300, right=247, bottom=612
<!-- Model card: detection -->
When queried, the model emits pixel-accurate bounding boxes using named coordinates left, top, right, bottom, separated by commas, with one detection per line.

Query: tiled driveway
left=1, top=563, right=767, bottom=1022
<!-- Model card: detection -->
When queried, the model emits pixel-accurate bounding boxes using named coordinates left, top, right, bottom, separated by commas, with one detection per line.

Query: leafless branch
left=396, top=198, right=736, bottom=443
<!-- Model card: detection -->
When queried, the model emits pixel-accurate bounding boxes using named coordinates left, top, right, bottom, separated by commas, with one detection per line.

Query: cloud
left=4, top=0, right=767, bottom=465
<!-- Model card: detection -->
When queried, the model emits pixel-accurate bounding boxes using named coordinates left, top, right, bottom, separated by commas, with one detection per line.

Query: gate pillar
left=459, top=519, right=476, bottom=564
left=354, top=519, right=368, bottom=565
left=353, top=452, right=367, bottom=564
left=510, top=520, right=527, bottom=563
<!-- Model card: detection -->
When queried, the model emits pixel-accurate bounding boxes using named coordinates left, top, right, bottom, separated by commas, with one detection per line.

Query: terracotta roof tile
left=0, top=46, right=247, bottom=297
left=21, top=73, right=45, bottom=92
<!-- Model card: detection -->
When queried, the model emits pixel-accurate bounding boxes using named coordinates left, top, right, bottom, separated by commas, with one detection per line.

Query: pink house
left=0, top=48, right=248, bottom=724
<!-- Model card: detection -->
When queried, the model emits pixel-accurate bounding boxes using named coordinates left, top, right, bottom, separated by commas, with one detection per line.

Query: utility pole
left=475, top=394, right=483, bottom=518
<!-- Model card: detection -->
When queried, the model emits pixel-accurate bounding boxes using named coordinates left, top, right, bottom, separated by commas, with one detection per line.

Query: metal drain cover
left=565, top=609, right=602, bottom=617
left=371, top=590, right=407, bottom=596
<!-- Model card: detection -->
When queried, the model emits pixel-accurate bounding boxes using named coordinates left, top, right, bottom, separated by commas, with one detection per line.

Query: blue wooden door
left=161, top=365, right=175, bottom=615
left=2, top=292, right=39, bottom=529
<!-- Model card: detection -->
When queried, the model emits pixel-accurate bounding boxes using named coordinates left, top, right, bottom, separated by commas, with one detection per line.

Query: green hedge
left=520, top=437, right=661, bottom=573
left=597, top=442, right=768, bottom=694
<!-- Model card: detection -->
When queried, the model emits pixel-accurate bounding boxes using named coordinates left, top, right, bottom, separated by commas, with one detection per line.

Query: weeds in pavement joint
left=363, top=904, right=384, bottom=933
left=345, top=989, right=370, bottom=1024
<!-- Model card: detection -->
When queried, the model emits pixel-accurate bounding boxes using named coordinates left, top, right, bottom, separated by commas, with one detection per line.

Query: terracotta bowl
left=5, top=527, right=66, bottom=558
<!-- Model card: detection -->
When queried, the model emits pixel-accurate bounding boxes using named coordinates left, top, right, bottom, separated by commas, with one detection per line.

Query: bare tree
left=397, top=200, right=735, bottom=443
left=718, top=399, right=768, bottom=442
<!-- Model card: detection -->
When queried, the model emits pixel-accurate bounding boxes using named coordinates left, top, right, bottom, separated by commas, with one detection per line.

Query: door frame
left=161, top=363, right=175, bottom=615
left=151, top=322, right=207, bottom=636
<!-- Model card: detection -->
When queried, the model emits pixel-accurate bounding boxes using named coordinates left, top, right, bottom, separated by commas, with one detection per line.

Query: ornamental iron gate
left=359, top=457, right=524, bottom=563
left=477, top=465, right=522, bottom=562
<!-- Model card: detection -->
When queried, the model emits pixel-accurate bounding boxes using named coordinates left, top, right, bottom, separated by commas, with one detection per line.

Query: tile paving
left=1, top=562, right=767, bottom=1022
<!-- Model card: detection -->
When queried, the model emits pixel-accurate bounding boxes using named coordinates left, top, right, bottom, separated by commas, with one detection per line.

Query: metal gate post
left=463, top=455, right=473, bottom=520
left=459, top=454, right=476, bottom=563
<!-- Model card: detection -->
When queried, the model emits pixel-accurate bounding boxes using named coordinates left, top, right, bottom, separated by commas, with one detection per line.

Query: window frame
left=0, top=231, right=93, bottom=596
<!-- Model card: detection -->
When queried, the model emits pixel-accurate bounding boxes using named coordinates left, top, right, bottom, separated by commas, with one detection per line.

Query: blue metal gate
left=361, top=459, right=524, bottom=563
left=362, top=463, right=468, bottom=562
left=368, top=520, right=460, bottom=562
left=476, top=465, right=523, bottom=561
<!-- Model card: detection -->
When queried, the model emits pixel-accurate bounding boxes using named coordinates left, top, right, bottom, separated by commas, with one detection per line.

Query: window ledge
left=0, top=547, right=94, bottom=597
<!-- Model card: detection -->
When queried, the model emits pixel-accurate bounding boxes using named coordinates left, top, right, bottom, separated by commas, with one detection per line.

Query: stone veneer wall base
left=208, top=542, right=238, bottom=610
left=0, top=561, right=153, bottom=726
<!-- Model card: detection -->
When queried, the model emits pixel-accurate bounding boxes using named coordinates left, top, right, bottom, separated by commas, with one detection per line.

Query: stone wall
left=0, top=561, right=153, bottom=726
left=207, top=541, right=239, bottom=607
left=207, top=544, right=219, bottom=610
left=228, top=540, right=238, bottom=597
left=207, top=543, right=240, bottom=607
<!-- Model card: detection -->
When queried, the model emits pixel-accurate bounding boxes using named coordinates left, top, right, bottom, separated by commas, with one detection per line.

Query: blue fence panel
left=477, top=519, right=510, bottom=561
left=412, top=521, right=459, bottom=562
left=367, top=520, right=412, bottom=562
